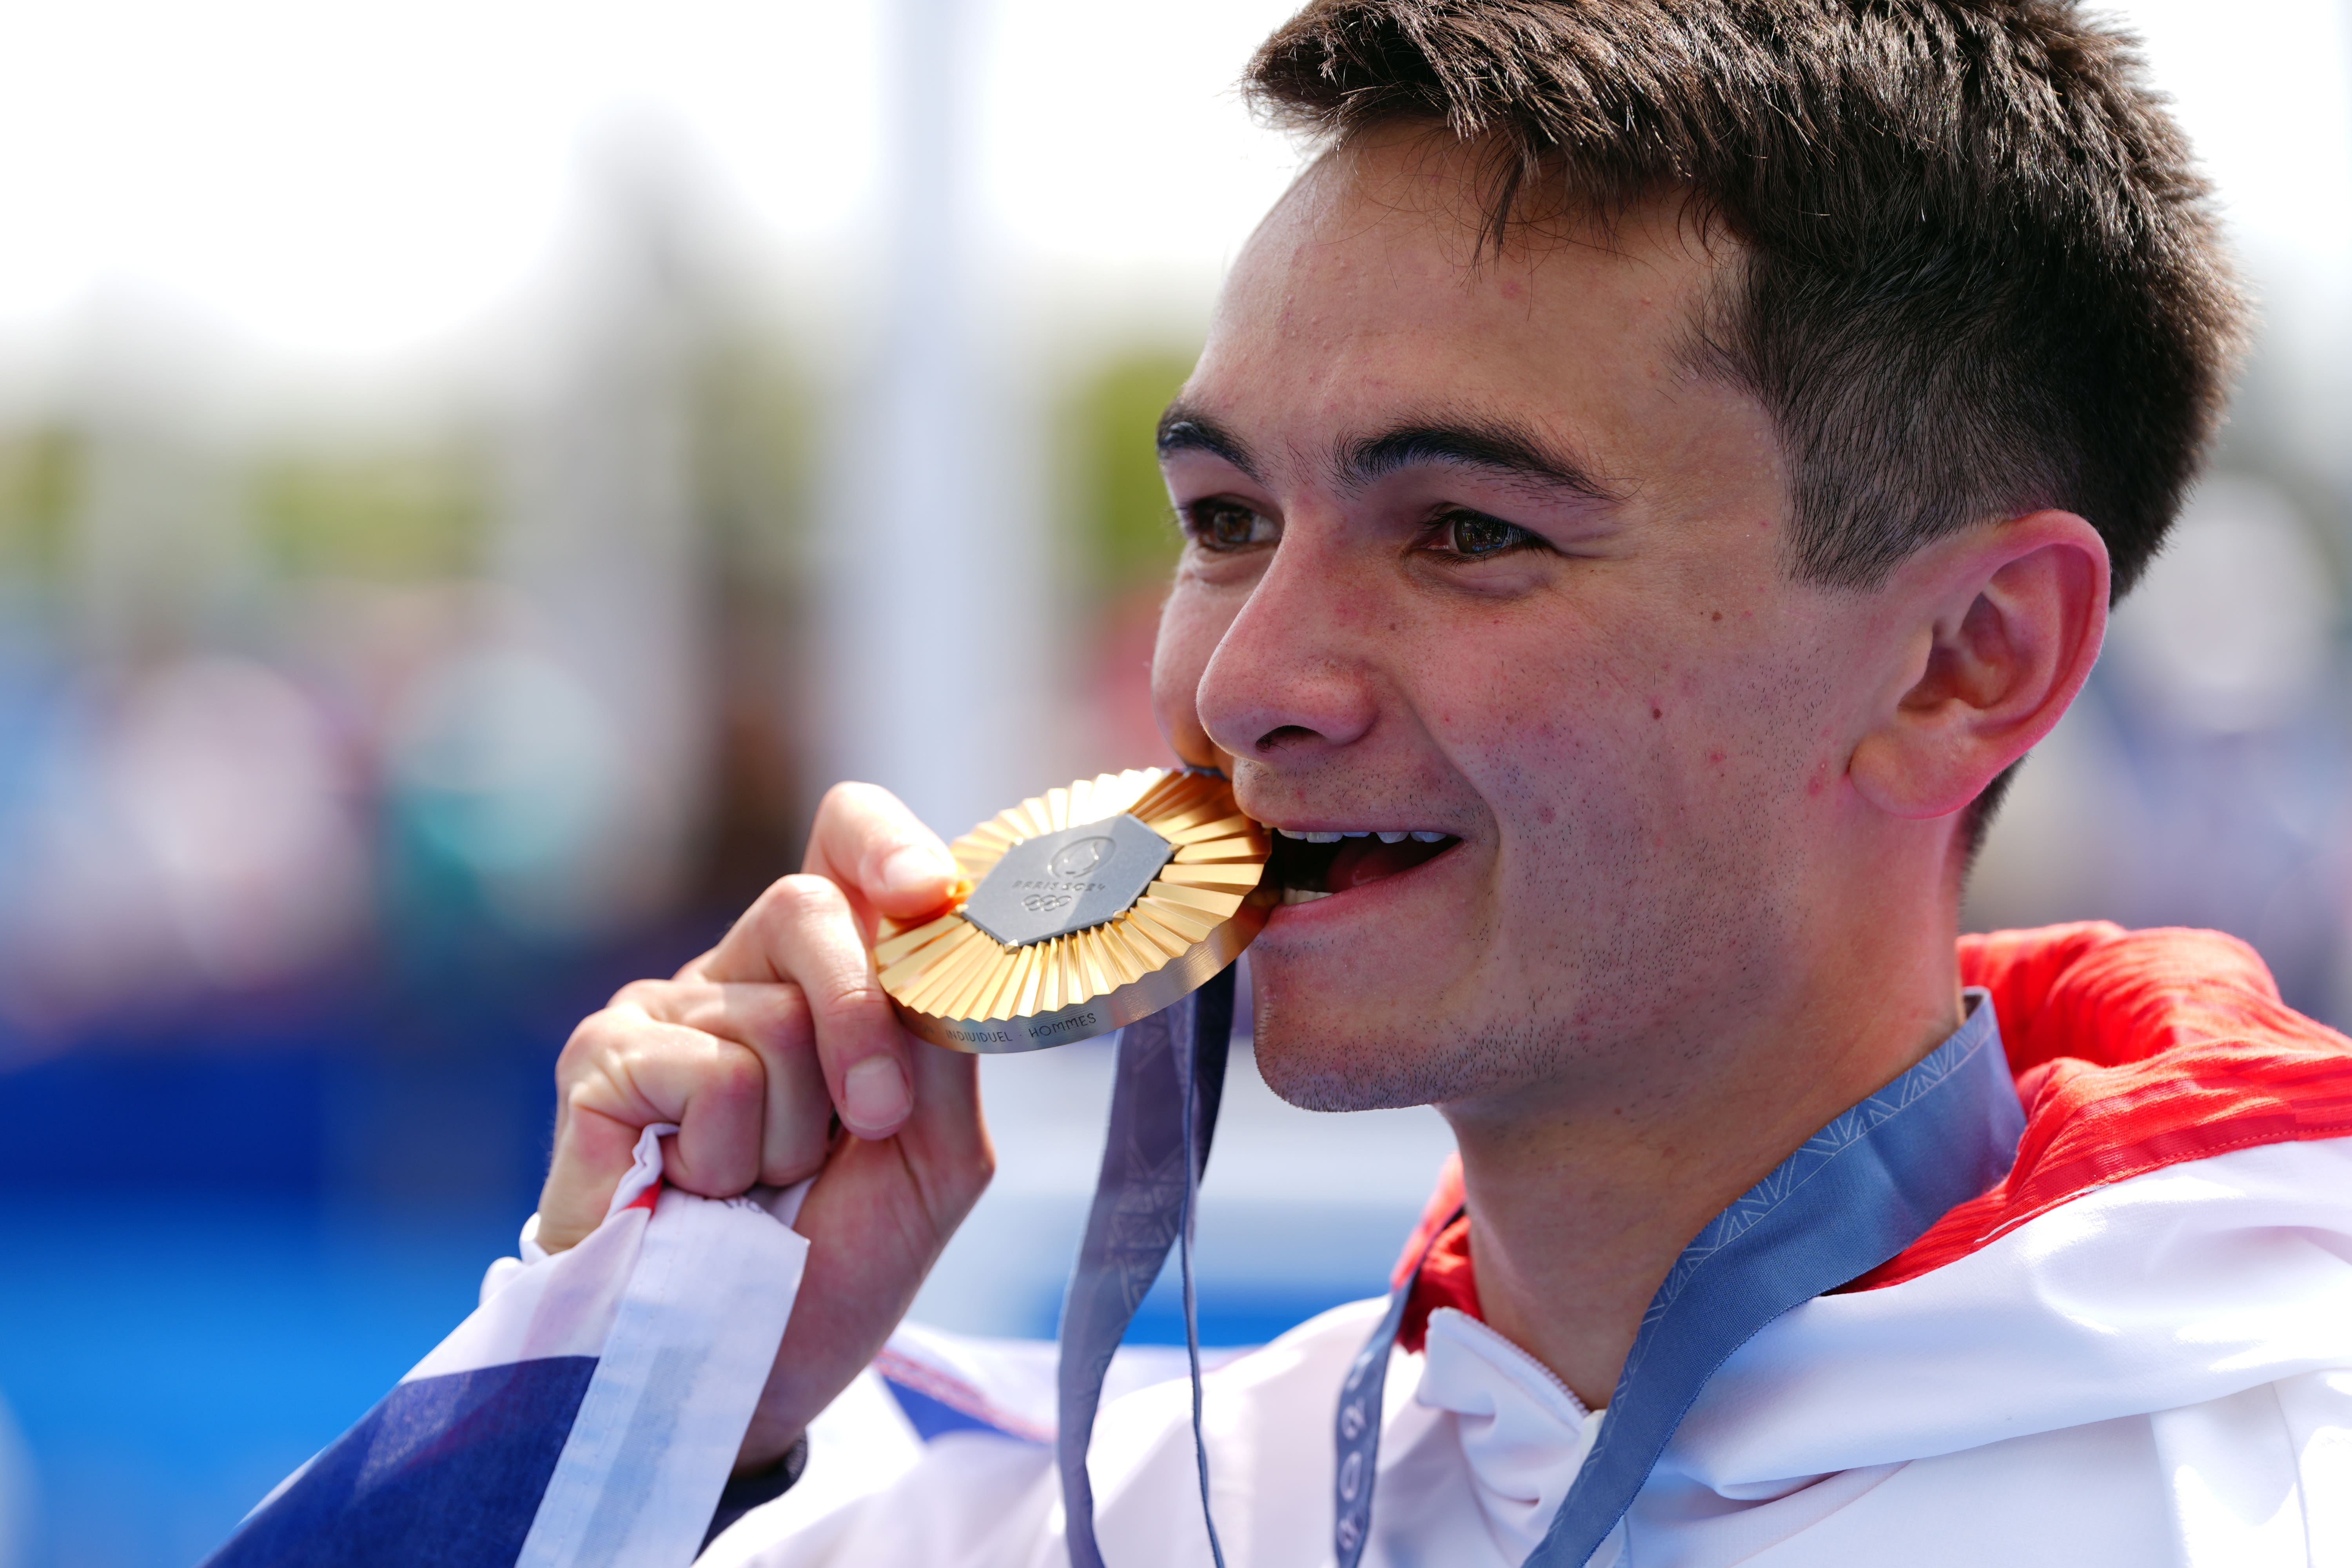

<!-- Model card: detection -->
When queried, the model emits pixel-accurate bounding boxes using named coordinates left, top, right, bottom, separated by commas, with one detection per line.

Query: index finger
left=804, top=781, right=961, bottom=926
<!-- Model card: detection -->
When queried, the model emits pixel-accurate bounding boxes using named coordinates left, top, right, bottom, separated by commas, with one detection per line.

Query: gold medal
left=877, top=768, right=1270, bottom=1051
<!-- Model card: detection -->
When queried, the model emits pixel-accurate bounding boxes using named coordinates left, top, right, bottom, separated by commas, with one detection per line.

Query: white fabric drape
left=700, top=1137, right=2352, bottom=1568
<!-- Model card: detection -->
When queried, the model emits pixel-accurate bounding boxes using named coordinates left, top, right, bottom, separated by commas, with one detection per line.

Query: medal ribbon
left=1056, top=965, right=1236, bottom=1568
left=1334, top=992, right=2024, bottom=1568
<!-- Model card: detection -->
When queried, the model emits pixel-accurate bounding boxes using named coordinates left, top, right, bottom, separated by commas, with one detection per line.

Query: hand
left=536, top=782, right=995, bottom=1470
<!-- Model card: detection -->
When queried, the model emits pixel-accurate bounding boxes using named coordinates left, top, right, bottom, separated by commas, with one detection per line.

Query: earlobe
left=1848, top=511, right=2108, bottom=822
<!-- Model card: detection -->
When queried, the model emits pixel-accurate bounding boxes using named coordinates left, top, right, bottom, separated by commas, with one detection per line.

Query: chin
left=1249, top=992, right=1555, bottom=1114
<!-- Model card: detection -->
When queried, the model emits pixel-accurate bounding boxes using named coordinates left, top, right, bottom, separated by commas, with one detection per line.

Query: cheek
left=1474, top=696, right=1652, bottom=843
left=1430, top=629, right=1708, bottom=852
left=1151, top=582, right=1230, bottom=768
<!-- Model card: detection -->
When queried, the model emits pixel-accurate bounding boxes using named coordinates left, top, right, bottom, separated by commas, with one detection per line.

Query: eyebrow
left=1339, top=417, right=1619, bottom=503
left=1156, top=401, right=1617, bottom=505
left=1156, top=403, right=1262, bottom=483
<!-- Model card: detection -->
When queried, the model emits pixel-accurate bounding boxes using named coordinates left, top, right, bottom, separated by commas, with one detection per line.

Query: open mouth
left=1266, top=827, right=1460, bottom=906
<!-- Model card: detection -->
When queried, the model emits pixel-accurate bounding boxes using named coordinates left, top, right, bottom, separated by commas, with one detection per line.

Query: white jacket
left=703, top=1136, right=2352, bottom=1568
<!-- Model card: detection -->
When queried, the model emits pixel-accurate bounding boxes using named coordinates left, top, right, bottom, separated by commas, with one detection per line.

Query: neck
left=1438, top=859, right=1965, bottom=1409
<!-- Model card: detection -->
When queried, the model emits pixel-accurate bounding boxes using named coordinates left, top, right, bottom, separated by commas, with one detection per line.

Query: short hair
left=1245, top=0, right=2247, bottom=599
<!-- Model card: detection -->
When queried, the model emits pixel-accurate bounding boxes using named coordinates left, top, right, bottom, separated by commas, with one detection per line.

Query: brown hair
left=1247, top=0, right=2247, bottom=850
left=1248, top=0, right=2244, bottom=594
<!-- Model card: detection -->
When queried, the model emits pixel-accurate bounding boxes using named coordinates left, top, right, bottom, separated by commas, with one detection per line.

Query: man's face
left=1152, top=133, right=1889, bottom=1116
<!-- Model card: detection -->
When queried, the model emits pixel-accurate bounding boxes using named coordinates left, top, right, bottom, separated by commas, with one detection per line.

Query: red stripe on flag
left=1390, top=923, right=2352, bottom=1338
left=1846, top=925, right=2352, bottom=1288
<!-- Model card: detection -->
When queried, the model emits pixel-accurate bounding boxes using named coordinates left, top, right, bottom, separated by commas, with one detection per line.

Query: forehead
left=1187, top=133, right=1732, bottom=463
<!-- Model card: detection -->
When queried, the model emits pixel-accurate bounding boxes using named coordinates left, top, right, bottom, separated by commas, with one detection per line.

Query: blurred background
left=0, top=0, right=2343, bottom=1562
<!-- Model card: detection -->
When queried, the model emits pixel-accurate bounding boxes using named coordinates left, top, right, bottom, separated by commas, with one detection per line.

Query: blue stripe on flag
left=884, top=1378, right=1031, bottom=1444
left=203, top=1355, right=598, bottom=1568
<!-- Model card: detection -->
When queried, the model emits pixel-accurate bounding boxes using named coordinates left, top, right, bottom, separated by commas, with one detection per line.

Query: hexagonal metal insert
left=961, top=813, right=1174, bottom=947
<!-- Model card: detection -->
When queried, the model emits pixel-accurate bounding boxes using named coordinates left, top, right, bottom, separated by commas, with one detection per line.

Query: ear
left=1848, top=510, right=2109, bottom=821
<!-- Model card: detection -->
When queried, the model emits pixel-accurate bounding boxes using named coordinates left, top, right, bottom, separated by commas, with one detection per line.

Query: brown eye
left=1441, top=512, right=1529, bottom=557
left=1189, top=500, right=1276, bottom=550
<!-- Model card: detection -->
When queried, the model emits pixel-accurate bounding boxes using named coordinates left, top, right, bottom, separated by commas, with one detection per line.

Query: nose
left=1194, top=534, right=1381, bottom=763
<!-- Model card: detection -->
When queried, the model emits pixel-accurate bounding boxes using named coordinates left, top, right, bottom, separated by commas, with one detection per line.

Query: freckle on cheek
left=1651, top=707, right=1662, bottom=720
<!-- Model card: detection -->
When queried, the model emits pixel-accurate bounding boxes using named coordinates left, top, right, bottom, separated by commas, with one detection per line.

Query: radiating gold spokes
left=877, top=768, right=1270, bottom=1052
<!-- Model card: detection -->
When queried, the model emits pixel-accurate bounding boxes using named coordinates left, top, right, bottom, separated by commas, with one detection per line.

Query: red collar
left=1394, top=922, right=2352, bottom=1352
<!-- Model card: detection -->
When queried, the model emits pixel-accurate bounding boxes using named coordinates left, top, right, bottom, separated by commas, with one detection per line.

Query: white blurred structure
left=818, top=0, right=1035, bottom=841
left=485, top=147, right=717, bottom=936
left=2104, top=475, right=2340, bottom=736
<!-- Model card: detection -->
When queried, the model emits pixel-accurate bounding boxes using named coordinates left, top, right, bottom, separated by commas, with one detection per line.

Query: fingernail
left=880, top=844, right=953, bottom=902
left=843, top=1056, right=910, bottom=1133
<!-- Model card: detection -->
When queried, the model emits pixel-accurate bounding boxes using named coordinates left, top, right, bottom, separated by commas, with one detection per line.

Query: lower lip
left=1261, top=842, right=1460, bottom=931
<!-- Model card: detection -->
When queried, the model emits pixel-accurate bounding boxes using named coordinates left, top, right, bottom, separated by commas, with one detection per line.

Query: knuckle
left=705, top=1044, right=767, bottom=1107
left=555, top=1009, right=623, bottom=1076
left=813, top=972, right=887, bottom=1022
left=756, top=983, right=815, bottom=1045
left=817, top=780, right=897, bottom=840
left=764, top=1117, right=833, bottom=1183
left=763, top=872, right=848, bottom=924
left=780, top=870, right=847, bottom=906
left=768, top=1155, right=826, bottom=1187
left=608, top=977, right=669, bottom=1012
left=816, top=779, right=865, bottom=817
left=559, top=1074, right=613, bottom=1119
left=822, top=779, right=889, bottom=817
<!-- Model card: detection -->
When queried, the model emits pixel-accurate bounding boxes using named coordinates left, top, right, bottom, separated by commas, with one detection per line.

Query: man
left=538, top=2, right=2352, bottom=1563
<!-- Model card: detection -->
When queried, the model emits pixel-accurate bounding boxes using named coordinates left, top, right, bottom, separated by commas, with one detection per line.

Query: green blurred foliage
left=692, top=336, right=812, bottom=593
left=1065, top=346, right=1199, bottom=593
left=0, top=426, right=84, bottom=577
left=249, top=443, right=492, bottom=581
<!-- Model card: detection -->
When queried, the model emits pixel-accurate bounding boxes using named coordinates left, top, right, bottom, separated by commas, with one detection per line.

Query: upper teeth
left=1276, top=828, right=1451, bottom=843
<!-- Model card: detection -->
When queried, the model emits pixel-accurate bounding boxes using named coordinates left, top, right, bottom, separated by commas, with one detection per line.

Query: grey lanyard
left=1332, top=996, right=2019, bottom=1568
left=1056, top=966, right=1235, bottom=1568
left=1056, top=988, right=2019, bottom=1568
